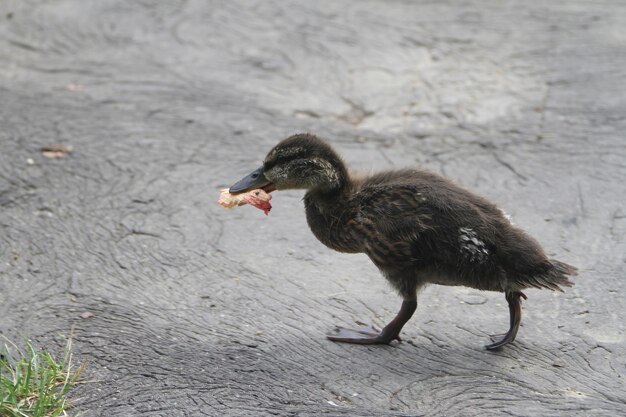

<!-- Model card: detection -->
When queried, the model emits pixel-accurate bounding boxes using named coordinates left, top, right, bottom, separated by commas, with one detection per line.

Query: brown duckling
left=228, top=133, right=576, bottom=350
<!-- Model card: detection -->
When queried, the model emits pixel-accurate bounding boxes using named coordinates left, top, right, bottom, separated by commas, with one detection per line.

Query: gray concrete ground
left=1, top=1, right=625, bottom=416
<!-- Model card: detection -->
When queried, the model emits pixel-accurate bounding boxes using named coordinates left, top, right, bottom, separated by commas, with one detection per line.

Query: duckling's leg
left=485, top=291, right=527, bottom=350
left=327, top=299, right=417, bottom=345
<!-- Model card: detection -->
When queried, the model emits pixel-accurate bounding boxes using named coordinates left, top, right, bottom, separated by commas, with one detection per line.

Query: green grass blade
left=0, top=336, right=83, bottom=417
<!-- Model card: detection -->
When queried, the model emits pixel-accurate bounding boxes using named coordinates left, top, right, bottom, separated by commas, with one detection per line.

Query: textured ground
left=1, top=1, right=625, bottom=416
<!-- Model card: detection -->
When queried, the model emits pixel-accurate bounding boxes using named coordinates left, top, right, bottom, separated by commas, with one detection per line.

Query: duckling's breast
left=304, top=193, right=365, bottom=254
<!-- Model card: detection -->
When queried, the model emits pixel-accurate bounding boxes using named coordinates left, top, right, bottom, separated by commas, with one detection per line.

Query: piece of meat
left=218, top=188, right=272, bottom=215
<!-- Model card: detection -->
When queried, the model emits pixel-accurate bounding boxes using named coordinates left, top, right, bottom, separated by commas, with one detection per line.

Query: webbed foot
left=327, top=300, right=417, bottom=345
left=327, top=324, right=401, bottom=344
left=485, top=332, right=517, bottom=350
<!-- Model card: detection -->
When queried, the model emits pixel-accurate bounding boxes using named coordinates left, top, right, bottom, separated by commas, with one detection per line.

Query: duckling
left=228, top=133, right=576, bottom=350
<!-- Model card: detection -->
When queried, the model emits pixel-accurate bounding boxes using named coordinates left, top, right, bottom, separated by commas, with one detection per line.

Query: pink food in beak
left=218, top=188, right=272, bottom=215
left=242, top=190, right=272, bottom=215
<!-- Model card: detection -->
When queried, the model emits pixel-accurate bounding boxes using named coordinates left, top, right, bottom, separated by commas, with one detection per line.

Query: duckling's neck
left=303, top=184, right=360, bottom=254
left=305, top=156, right=349, bottom=193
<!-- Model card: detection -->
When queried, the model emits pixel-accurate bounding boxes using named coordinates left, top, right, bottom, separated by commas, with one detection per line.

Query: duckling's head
left=229, top=134, right=347, bottom=194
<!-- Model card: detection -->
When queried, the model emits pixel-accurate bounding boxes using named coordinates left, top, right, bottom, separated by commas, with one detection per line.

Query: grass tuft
left=0, top=337, right=83, bottom=417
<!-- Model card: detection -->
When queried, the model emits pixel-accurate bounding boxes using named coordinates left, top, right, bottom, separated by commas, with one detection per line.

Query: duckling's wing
left=353, top=184, right=447, bottom=264
left=355, top=183, right=448, bottom=241
left=354, top=182, right=501, bottom=269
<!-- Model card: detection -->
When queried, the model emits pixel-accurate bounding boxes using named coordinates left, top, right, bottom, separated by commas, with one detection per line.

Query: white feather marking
left=459, top=227, right=489, bottom=263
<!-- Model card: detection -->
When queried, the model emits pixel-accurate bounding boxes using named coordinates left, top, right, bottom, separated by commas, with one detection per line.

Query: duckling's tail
left=550, top=259, right=578, bottom=278
left=527, top=259, right=577, bottom=292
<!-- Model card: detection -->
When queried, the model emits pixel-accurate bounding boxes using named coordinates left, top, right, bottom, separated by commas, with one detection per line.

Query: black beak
left=229, top=166, right=271, bottom=194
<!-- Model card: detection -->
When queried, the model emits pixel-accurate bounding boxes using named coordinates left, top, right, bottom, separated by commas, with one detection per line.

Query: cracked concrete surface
left=1, top=1, right=625, bottom=415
